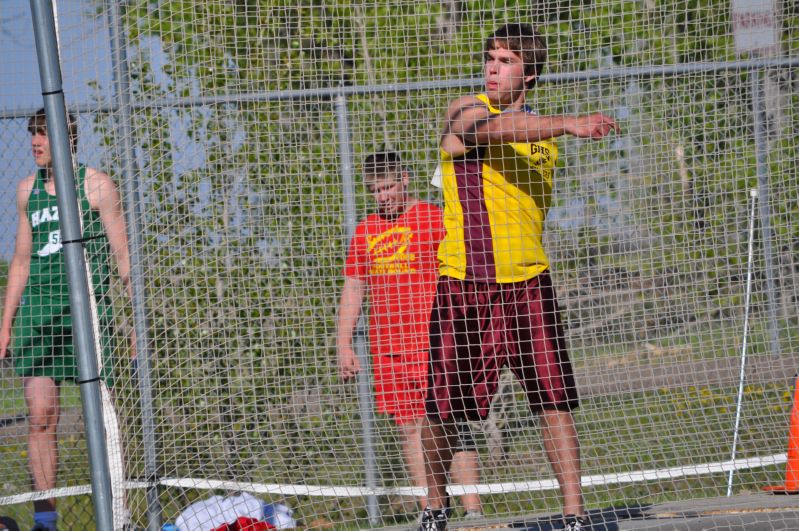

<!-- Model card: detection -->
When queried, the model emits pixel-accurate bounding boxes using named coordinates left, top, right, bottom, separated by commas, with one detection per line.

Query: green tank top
left=26, top=165, right=112, bottom=299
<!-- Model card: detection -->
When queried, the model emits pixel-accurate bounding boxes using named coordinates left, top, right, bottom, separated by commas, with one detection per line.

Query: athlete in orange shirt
left=337, top=152, right=482, bottom=519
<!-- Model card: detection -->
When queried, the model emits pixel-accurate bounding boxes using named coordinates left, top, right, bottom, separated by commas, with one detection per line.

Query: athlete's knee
left=27, top=402, right=59, bottom=430
left=24, top=379, right=60, bottom=431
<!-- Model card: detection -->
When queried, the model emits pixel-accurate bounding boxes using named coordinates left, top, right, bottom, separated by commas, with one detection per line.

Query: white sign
left=731, top=0, right=779, bottom=56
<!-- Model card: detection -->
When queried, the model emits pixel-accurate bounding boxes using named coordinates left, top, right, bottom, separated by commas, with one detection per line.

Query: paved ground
left=431, top=493, right=799, bottom=531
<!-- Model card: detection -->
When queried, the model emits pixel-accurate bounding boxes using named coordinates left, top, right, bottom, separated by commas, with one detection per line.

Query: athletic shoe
left=463, top=510, right=484, bottom=520
left=417, top=506, right=448, bottom=531
left=0, top=516, right=20, bottom=531
left=563, top=514, right=590, bottom=530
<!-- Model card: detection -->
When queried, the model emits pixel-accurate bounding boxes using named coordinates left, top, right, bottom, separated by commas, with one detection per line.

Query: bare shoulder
left=16, top=173, right=36, bottom=203
left=441, top=95, right=490, bottom=155
left=442, top=94, right=491, bottom=134
left=85, top=166, right=119, bottom=192
left=84, top=166, right=113, bottom=184
left=17, top=172, right=36, bottom=193
left=84, top=167, right=120, bottom=208
left=445, top=94, right=487, bottom=117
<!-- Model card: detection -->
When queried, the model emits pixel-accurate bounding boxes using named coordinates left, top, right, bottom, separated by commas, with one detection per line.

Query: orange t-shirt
left=344, top=201, right=445, bottom=356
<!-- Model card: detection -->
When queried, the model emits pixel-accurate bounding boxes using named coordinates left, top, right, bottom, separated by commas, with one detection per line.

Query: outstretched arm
left=441, top=95, right=620, bottom=157
left=0, top=176, right=34, bottom=358
left=336, top=276, right=366, bottom=381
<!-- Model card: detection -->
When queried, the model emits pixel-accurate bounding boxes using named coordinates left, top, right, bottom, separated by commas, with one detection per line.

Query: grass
left=1, top=254, right=796, bottom=529
left=1, top=375, right=793, bottom=530
left=153, top=381, right=793, bottom=530
left=453, top=381, right=792, bottom=519
left=247, top=380, right=792, bottom=530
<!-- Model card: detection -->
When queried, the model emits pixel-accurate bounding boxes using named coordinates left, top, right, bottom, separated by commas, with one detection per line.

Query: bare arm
left=441, top=95, right=620, bottom=157
left=0, top=176, right=35, bottom=358
left=336, top=276, right=366, bottom=381
left=85, top=168, right=131, bottom=295
left=86, top=168, right=136, bottom=358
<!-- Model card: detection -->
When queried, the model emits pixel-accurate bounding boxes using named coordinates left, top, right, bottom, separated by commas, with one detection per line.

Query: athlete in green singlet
left=0, top=109, right=131, bottom=531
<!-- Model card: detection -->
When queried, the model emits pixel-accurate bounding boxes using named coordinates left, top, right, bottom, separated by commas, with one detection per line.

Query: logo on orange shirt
left=367, top=226, right=416, bottom=274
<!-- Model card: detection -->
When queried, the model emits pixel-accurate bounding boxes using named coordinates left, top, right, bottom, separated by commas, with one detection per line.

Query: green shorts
left=12, top=291, right=116, bottom=384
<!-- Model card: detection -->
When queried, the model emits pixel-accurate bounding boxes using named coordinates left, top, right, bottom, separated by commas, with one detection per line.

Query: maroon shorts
left=426, top=272, right=579, bottom=421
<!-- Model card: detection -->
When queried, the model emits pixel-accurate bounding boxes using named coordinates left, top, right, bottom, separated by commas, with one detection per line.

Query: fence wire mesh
left=0, top=1, right=798, bottom=530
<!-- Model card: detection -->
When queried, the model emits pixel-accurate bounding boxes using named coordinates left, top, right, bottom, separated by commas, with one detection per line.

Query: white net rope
left=0, top=1, right=797, bottom=529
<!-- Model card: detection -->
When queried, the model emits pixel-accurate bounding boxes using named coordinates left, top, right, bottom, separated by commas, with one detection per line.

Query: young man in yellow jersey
left=419, top=23, right=619, bottom=531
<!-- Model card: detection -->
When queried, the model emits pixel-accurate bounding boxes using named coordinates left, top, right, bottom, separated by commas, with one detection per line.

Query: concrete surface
left=387, top=493, right=799, bottom=531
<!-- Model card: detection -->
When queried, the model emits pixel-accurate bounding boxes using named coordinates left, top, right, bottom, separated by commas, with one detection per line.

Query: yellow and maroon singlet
left=437, top=94, right=558, bottom=283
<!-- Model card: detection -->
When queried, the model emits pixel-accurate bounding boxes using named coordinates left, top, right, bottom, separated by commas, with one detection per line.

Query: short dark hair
left=485, top=23, right=547, bottom=89
left=28, top=107, right=78, bottom=153
left=363, top=151, right=406, bottom=182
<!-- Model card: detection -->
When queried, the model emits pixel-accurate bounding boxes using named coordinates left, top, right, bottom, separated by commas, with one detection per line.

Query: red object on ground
left=211, top=516, right=276, bottom=530
left=763, top=374, right=799, bottom=494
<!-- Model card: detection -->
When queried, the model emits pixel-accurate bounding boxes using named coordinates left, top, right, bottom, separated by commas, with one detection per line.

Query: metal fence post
left=104, top=1, right=163, bottom=529
left=751, top=69, right=781, bottom=359
left=336, top=91, right=381, bottom=525
left=28, top=1, right=114, bottom=528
